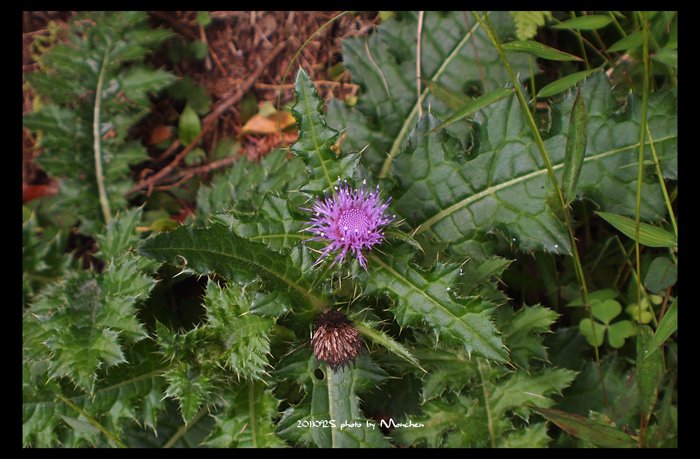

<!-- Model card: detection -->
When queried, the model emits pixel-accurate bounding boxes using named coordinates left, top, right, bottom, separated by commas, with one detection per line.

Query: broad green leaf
left=139, top=224, right=327, bottom=318
left=196, top=11, right=212, bottom=27
left=644, top=256, right=677, bottom=293
left=608, top=31, right=644, bottom=52
left=646, top=300, right=677, bottom=359
left=178, top=105, right=201, bottom=145
left=205, top=382, right=285, bottom=447
left=327, top=11, right=531, bottom=176
left=637, top=324, right=664, bottom=421
left=607, top=320, right=636, bottom=348
left=533, top=407, right=636, bottom=447
left=591, top=299, right=622, bottom=325
left=537, top=68, right=600, bottom=98
left=291, top=69, right=357, bottom=192
left=578, top=319, right=605, bottom=347
left=567, top=288, right=618, bottom=307
left=552, top=15, right=612, bottom=30
left=393, top=74, right=675, bottom=256
left=597, top=211, right=677, bottom=248
left=168, top=76, right=212, bottom=115
left=510, top=11, right=552, bottom=41
left=562, top=87, right=587, bottom=204
left=502, top=40, right=582, bottom=61
left=58, top=415, right=101, bottom=436
left=432, top=88, right=514, bottom=132
left=421, top=79, right=471, bottom=109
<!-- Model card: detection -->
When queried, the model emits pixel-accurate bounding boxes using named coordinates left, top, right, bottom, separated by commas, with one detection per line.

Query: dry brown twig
left=127, top=39, right=288, bottom=196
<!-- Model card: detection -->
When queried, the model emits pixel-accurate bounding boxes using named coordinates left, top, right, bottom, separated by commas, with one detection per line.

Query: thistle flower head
left=305, top=179, right=393, bottom=270
left=311, top=310, right=364, bottom=372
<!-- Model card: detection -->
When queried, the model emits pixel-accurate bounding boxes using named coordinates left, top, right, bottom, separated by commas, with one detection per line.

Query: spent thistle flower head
left=305, top=179, right=394, bottom=270
left=311, top=310, right=364, bottom=372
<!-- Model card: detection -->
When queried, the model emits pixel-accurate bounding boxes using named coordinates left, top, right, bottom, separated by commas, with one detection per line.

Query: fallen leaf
left=240, top=111, right=296, bottom=135
left=23, top=181, right=58, bottom=203
left=148, top=124, right=173, bottom=145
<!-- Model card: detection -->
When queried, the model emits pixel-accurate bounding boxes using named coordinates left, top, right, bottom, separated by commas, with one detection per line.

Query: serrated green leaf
left=353, top=320, right=424, bottom=372
left=552, top=15, right=613, bottom=30
left=637, top=324, right=664, bottom=421
left=139, top=224, right=327, bottom=318
left=163, top=361, right=213, bottom=424
left=23, top=12, right=175, bottom=236
left=502, top=40, right=581, bottom=61
left=291, top=69, right=356, bottom=192
left=394, top=74, right=675, bottom=256
left=646, top=300, right=676, bottom=360
left=537, top=68, right=600, bottom=98
left=533, top=407, right=636, bottom=448
left=644, top=256, right=677, bottom=293
left=562, top=87, right=587, bottom=204
left=597, top=211, right=677, bottom=248
left=499, top=304, right=558, bottom=368
left=510, top=11, right=552, bottom=41
left=178, top=105, right=201, bottom=145
left=195, top=150, right=306, bottom=226
left=327, top=11, right=531, bottom=176
left=96, top=207, right=143, bottom=260
left=205, top=382, right=285, bottom=447
left=366, top=250, right=508, bottom=362
left=433, top=87, right=514, bottom=132
left=491, top=368, right=577, bottom=418
left=217, top=193, right=305, bottom=254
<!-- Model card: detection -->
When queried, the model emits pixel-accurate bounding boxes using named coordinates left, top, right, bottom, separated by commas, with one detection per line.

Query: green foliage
left=24, top=12, right=175, bottom=235
left=23, top=10, right=677, bottom=448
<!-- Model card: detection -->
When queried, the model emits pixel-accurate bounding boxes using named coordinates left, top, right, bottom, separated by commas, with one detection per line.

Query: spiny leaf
left=510, top=11, right=552, bottom=40
left=204, top=382, right=286, bottom=447
left=533, top=407, right=636, bottom=448
left=395, top=74, right=675, bottom=256
left=353, top=320, right=425, bottom=372
left=366, top=249, right=508, bottom=362
left=139, top=224, right=328, bottom=318
left=327, top=11, right=531, bottom=176
left=291, top=69, right=358, bottom=192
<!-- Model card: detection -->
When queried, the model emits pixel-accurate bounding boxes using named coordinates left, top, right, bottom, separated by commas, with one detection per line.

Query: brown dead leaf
left=240, top=111, right=296, bottom=135
left=147, top=124, right=174, bottom=145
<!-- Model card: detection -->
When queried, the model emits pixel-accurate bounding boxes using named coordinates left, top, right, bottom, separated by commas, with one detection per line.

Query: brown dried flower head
left=311, top=310, right=364, bottom=372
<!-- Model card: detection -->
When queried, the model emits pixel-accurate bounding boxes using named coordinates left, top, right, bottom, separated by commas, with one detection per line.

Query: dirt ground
left=22, top=11, right=379, bottom=198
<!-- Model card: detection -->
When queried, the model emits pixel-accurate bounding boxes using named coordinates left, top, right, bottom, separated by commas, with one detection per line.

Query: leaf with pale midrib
left=327, top=11, right=531, bottom=175
left=392, top=74, right=676, bottom=255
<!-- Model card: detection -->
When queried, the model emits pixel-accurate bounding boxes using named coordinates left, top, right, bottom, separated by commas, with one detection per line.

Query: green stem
left=477, top=359, right=497, bottom=448
left=163, top=405, right=209, bottom=448
left=645, top=125, right=677, bottom=238
left=93, top=42, right=112, bottom=225
left=56, top=393, right=127, bottom=448
left=248, top=382, right=258, bottom=447
left=608, top=12, right=627, bottom=37
left=475, top=11, right=608, bottom=408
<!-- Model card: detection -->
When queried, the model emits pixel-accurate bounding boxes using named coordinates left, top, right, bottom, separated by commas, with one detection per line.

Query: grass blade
left=561, top=86, right=587, bottom=204
left=532, top=407, right=636, bottom=447
left=645, top=300, right=676, bottom=360
left=537, top=68, right=600, bottom=98
left=552, top=15, right=613, bottom=30
left=596, top=211, right=677, bottom=248
left=502, top=40, right=582, bottom=61
left=432, top=88, right=513, bottom=132
left=637, top=324, right=664, bottom=422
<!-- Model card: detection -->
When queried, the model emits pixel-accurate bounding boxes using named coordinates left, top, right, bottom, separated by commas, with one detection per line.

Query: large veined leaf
left=327, top=11, right=531, bottom=176
left=138, top=224, right=327, bottom=318
left=365, top=248, right=508, bottom=362
left=391, top=75, right=676, bottom=255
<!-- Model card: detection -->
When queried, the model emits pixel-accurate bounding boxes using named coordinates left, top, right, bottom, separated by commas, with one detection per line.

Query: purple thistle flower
left=305, top=179, right=394, bottom=270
